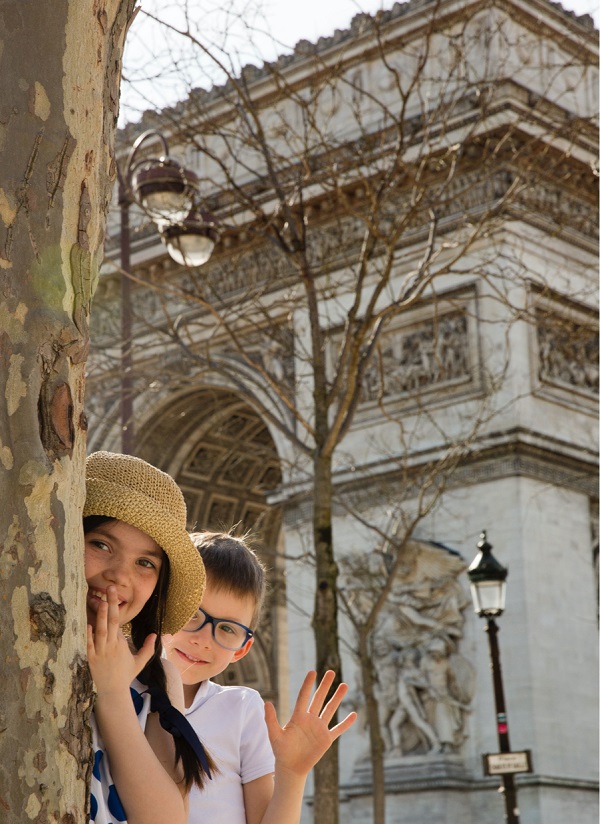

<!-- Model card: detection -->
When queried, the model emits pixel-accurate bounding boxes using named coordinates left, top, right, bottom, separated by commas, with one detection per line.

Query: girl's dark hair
left=83, top=515, right=215, bottom=790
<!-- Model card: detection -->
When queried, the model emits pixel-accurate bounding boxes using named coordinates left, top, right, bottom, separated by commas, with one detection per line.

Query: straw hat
left=83, top=451, right=205, bottom=635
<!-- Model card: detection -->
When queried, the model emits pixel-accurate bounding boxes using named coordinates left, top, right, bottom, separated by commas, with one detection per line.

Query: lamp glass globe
left=166, top=234, right=215, bottom=267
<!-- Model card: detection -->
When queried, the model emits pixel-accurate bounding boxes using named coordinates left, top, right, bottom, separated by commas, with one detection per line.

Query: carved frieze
left=536, top=309, right=599, bottom=396
left=360, top=310, right=471, bottom=403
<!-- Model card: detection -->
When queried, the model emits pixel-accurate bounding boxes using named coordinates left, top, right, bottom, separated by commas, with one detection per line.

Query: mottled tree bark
left=312, top=451, right=341, bottom=824
left=0, top=1, right=135, bottom=821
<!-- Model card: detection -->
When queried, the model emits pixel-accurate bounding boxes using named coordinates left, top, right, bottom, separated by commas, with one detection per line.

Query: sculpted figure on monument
left=420, top=637, right=474, bottom=753
left=379, top=647, right=441, bottom=755
left=373, top=540, right=474, bottom=757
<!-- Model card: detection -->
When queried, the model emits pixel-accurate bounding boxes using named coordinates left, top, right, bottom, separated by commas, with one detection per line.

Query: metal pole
left=119, top=180, right=134, bottom=455
left=485, top=618, right=520, bottom=824
left=116, top=129, right=208, bottom=454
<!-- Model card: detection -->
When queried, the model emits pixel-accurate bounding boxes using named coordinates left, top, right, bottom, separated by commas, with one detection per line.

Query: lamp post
left=468, top=531, right=520, bottom=824
left=117, top=129, right=219, bottom=453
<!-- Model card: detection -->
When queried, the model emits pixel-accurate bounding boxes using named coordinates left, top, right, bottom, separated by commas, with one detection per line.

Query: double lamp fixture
left=120, top=128, right=219, bottom=268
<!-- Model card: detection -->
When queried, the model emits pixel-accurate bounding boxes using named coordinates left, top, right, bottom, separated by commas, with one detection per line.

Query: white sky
left=120, top=0, right=599, bottom=125
left=261, top=0, right=598, bottom=43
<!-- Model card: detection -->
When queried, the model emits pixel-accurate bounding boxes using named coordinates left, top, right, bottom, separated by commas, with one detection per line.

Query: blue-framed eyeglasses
left=182, top=607, right=254, bottom=651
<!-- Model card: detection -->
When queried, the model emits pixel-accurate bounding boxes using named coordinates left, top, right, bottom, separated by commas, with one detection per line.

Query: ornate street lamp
left=161, top=206, right=220, bottom=267
left=127, top=132, right=197, bottom=222
left=468, top=531, right=520, bottom=824
left=117, top=130, right=219, bottom=453
left=468, top=530, right=507, bottom=617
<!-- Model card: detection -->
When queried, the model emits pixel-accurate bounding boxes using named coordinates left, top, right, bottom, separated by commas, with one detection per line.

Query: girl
left=83, top=451, right=214, bottom=824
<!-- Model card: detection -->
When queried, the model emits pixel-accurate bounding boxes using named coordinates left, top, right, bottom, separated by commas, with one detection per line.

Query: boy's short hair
left=190, top=530, right=267, bottom=628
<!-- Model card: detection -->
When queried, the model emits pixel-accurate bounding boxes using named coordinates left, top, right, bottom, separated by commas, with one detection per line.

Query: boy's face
left=163, top=581, right=255, bottom=698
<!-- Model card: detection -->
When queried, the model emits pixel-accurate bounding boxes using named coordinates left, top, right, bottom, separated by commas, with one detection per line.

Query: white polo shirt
left=186, top=679, right=275, bottom=824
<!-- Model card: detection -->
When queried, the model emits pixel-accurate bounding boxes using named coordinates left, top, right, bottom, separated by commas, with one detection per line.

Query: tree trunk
left=0, top=2, right=135, bottom=821
left=358, top=632, right=386, bottom=824
left=312, top=450, right=342, bottom=824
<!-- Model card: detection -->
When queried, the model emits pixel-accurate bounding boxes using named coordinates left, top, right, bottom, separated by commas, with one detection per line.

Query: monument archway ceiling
left=136, top=387, right=282, bottom=541
left=135, top=386, right=282, bottom=699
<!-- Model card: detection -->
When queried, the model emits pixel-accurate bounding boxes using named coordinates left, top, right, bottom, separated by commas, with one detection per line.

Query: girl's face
left=84, top=519, right=164, bottom=628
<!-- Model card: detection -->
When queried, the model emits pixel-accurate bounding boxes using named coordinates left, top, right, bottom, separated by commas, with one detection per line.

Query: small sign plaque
left=483, top=750, right=533, bottom=776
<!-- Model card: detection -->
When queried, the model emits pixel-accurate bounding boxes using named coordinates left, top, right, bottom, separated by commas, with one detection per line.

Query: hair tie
left=147, top=687, right=213, bottom=779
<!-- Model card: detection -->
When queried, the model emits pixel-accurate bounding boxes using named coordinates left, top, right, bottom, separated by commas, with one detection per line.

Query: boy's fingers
left=295, top=670, right=352, bottom=726
left=307, top=670, right=336, bottom=714
left=263, top=701, right=281, bottom=742
left=329, top=711, right=357, bottom=741
left=294, top=671, right=317, bottom=712
left=320, top=682, right=349, bottom=723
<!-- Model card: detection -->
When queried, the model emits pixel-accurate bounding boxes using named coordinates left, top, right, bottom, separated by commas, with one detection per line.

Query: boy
left=162, top=530, right=356, bottom=824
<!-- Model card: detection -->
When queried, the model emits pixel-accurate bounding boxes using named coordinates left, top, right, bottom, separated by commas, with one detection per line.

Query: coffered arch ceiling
left=135, top=387, right=283, bottom=701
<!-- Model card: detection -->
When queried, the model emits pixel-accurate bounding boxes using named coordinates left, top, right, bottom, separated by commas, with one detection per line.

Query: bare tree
left=0, top=2, right=136, bottom=820
left=90, top=1, right=598, bottom=821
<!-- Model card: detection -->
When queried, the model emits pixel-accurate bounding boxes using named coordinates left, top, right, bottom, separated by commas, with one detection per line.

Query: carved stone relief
left=361, top=310, right=471, bottom=402
left=371, top=541, right=475, bottom=757
left=536, top=309, right=599, bottom=395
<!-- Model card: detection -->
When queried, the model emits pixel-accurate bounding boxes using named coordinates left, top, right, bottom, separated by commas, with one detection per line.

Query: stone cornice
left=102, top=136, right=598, bottom=287
left=340, top=765, right=599, bottom=796
left=115, top=79, right=598, bottom=241
left=278, top=431, right=598, bottom=523
left=119, top=0, right=596, bottom=146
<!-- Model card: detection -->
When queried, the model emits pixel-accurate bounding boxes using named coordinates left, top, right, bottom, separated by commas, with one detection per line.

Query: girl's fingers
left=91, top=599, right=109, bottom=651
left=88, top=588, right=125, bottom=657
left=86, top=623, right=96, bottom=655
left=132, top=633, right=157, bottom=676
left=106, top=586, right=121, bottom=634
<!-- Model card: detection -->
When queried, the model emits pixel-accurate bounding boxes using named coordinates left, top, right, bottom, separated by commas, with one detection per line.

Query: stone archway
left=135, top=387, right=284, bottom=704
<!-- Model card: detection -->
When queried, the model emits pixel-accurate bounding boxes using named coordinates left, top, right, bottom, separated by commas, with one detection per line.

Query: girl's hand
left=264, top=670, right=357, bottom=778
left=87, top=585, right=156, bottom=696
